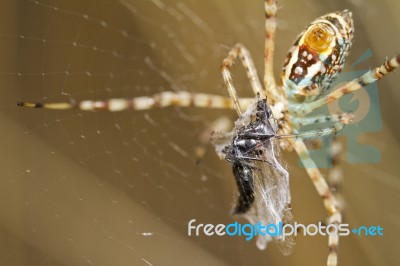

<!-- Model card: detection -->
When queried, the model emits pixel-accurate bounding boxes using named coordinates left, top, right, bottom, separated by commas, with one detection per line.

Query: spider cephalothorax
left=281, top=10, right=354, bottom=99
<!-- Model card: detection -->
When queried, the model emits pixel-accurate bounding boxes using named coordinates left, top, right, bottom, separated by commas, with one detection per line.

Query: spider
left=17, top=1, right=400, bottom=265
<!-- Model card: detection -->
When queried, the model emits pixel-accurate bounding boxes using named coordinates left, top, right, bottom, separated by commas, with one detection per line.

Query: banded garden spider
left=17, top=0, right=400, bottom=265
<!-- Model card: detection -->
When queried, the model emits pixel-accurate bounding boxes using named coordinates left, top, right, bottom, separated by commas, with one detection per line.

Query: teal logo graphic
left=302, top=49, right=382, bottom=168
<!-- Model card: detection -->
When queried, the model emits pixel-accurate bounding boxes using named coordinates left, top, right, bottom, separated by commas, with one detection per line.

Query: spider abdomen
left=281, top=10, right=354, bottom=99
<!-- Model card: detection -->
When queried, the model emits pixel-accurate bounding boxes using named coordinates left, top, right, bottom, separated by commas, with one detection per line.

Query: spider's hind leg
left=284, top=113, right=353, bottom=140
left=292, top=114, right=348, bottom=212
left=291, top=113, right=353, bottom=128
left=328, top=138, right=345, bottom=212
left=293, top=140, right=341, bottom=266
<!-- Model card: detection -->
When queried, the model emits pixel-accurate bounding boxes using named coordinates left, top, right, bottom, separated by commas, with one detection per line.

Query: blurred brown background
left=0, top=0, right=399, bottom=265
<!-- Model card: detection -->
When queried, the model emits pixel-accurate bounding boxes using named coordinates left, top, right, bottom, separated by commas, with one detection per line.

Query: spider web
left=0, top=0, right=399, bottom=265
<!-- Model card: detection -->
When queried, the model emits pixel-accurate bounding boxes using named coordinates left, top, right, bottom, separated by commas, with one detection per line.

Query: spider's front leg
left=263, top=0, right=288, bottom=105
left=292, top=140, right=341, bottom=266
left=17, top=92, right=255, bottom=112
left=221, top=43, right=263, bottom=115
left=264, top=0, right=277, bottom=76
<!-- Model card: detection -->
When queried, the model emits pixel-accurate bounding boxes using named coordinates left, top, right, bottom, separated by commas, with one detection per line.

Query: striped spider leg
left=16, top=0, right=400, bottom=265
left=280, top=6, right=399, bottom=266
left=279, top=8, right=355, bottom=266
left=216, top=3, right=356, bottom=264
